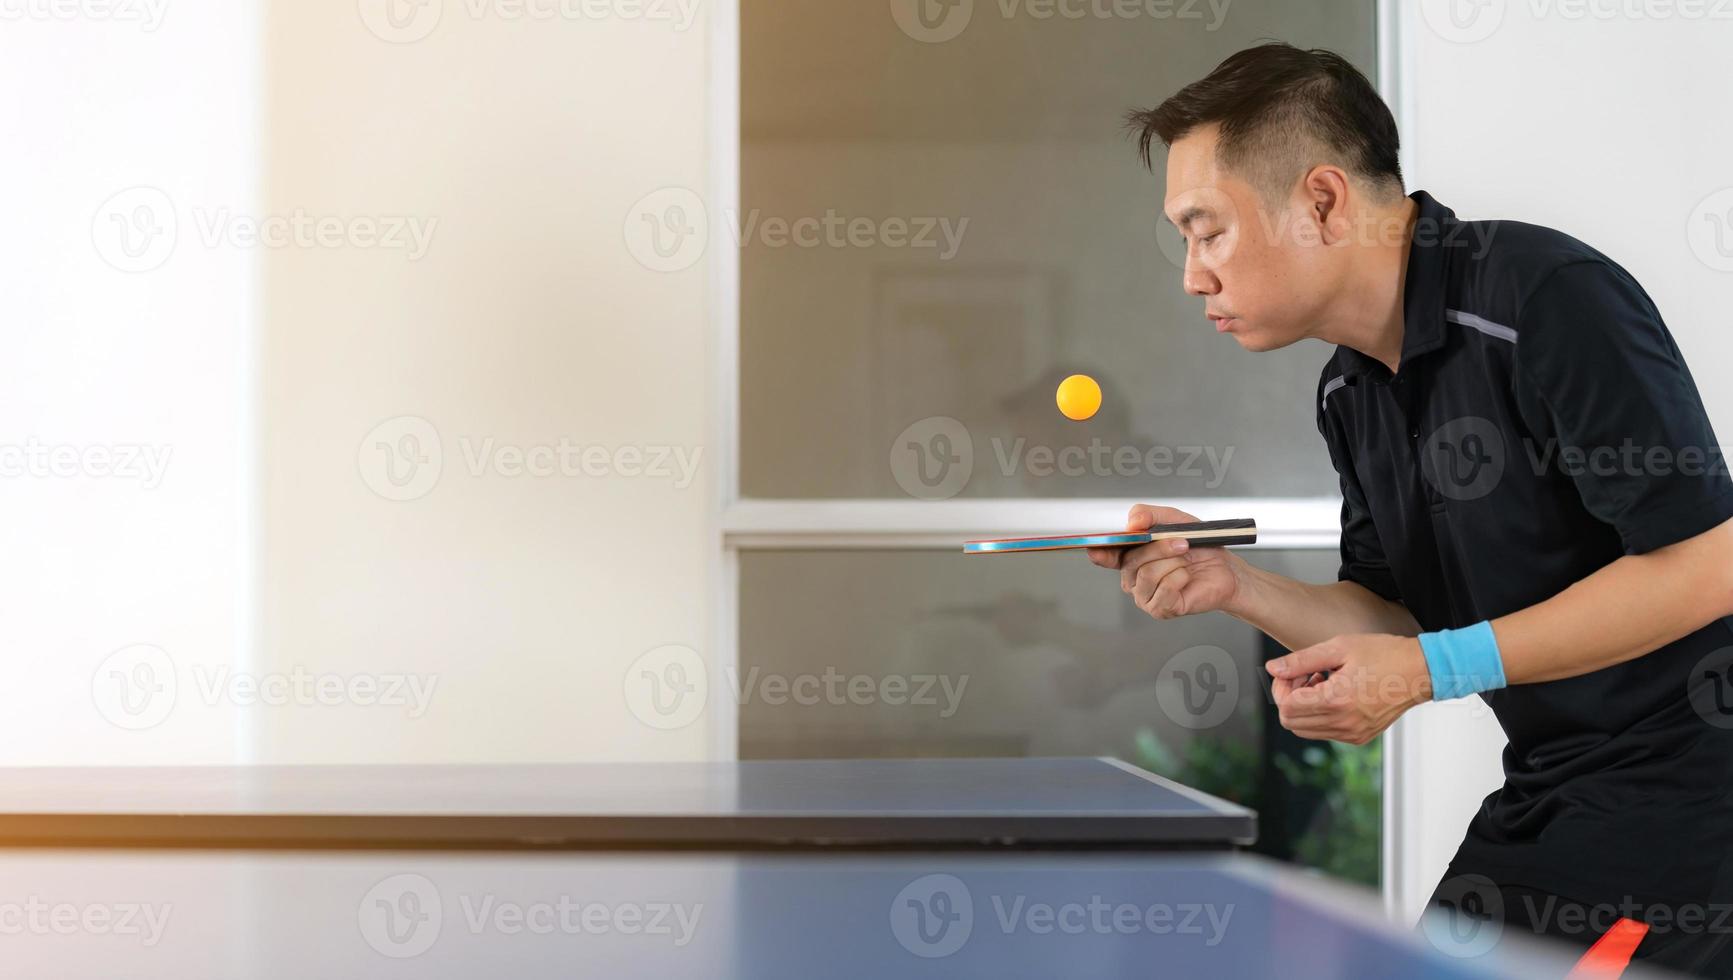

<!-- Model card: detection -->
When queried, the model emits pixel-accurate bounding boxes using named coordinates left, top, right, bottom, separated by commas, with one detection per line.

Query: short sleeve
left=1318, top=374, right=1403, bottom=602
left=1513, top=262, right=1733, bottom=555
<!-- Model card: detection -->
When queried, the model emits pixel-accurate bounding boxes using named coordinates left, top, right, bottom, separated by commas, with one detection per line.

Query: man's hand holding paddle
left=1087, top=504, right=1245, bottom=621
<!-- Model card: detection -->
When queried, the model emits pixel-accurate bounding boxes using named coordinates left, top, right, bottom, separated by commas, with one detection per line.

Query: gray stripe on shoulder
left=1321, top=375, right=1347, bottom=412
left=1445, top=309, right=1517, bottom=344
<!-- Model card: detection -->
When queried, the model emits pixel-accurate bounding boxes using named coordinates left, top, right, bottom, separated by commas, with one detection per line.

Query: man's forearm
left=1493, top=518, right=1733, bottom=685
left=1226, top=557, right=1421, bottom=652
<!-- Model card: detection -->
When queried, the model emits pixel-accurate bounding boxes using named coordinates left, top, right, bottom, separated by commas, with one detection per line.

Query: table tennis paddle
left=963, top=518, right=1257, bottom=555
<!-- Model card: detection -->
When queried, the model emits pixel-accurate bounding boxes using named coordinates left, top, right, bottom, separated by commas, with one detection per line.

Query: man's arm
left=1227, top=558, right=1420, bottom=652
left=1266, top=517, right=1733, bottom=743
left=1088, top=503, right=1420, bottom=646
left=1493, top=516, right=1733, bottom=684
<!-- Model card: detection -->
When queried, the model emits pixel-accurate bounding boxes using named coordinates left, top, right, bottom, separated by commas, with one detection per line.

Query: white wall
left=1389, top=0, right=1733, bottom=921
left=0, top=0, right=259, bottom=763
left=0, top=0, right=721, bottom=765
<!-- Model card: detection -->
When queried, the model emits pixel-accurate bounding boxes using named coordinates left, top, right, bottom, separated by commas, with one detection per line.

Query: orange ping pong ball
left=1055, top=374, right=1102, bottom=422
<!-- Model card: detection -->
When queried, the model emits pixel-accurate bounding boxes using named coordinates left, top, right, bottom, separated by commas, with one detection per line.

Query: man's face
left=1162, top=126, right=1334, bottom=352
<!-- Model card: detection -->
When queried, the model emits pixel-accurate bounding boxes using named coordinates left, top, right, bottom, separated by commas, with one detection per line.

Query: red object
left=1566, top=918, right=1650, bottom=980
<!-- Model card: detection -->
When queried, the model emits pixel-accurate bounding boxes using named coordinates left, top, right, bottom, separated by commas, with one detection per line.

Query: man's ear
left=1301, top=166, right=1354, bottom=246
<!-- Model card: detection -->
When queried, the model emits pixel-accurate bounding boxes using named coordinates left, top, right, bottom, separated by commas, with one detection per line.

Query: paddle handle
left=1146, top=518, right=1258, bottom=549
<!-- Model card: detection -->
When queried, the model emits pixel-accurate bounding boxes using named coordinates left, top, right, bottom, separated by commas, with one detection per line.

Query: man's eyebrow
left=1164, top=206, right=1214, bottom=230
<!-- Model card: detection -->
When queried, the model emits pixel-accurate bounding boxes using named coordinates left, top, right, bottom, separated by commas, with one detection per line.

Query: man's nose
left=1182, top=256, right=1220, bottom=297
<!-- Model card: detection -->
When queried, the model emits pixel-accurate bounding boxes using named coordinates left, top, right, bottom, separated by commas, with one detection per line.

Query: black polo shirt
left=1316, top=191, right=1733, bottom=912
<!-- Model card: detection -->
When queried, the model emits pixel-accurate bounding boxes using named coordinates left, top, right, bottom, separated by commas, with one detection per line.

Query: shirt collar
left=1336, top=189, right=1456, bottom=381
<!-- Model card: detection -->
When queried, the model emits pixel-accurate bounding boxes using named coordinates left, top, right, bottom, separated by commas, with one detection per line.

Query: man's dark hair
left=1128, top=43, right=1404, bottom=203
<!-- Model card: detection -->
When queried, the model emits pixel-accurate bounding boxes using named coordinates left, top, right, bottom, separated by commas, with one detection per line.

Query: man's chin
left=1230, top=327, right=1292, bottom=353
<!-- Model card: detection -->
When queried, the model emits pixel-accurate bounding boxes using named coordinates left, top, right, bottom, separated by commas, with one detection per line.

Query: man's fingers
left=1267, top=641, right=1347, bottom=680
left=1149, top=567, right=1192, bottom=618
left=1117, top=538, right=1190, bottom=593
left=1126, top=503, right=1197, bottom=532
left=1086, top=546, right=1125, bottom=570
left=1129, top=558, right=1186, bottom=610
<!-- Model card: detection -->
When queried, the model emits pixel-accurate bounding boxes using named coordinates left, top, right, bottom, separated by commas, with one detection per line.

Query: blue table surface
left=0, top=848, right=1610, bottom=979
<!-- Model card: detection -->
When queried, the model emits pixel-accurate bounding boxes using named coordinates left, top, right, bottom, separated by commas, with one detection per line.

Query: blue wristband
left=1417, top=621, right=1507, bottom=701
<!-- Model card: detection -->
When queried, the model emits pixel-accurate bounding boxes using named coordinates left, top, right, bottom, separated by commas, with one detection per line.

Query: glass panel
left=740, top=1, right=1378, bottom=498
left=739, top=548, right=1380, bottom=886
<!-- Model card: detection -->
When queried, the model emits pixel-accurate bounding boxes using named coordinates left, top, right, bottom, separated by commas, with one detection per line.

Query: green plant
left=1275, top=740, right=1382, bottom=887
left=1129, top=728, right=1382, bottom=888
left=1131, top=729, right=1261, bottom=810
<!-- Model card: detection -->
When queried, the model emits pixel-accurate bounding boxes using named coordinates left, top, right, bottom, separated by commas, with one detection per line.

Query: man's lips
left=1208, top=314, right=1237, bottom=333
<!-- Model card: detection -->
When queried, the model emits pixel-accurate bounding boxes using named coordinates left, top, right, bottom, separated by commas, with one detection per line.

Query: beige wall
left=255, top=2, right=718, bottom=762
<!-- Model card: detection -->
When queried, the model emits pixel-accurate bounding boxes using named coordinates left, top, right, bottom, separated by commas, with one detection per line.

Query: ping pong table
left=0, top=847, right=1616, bottom=977
left=0, top=757, right=1254, bottom=850
left=0, top=757, right=1638, bottom=978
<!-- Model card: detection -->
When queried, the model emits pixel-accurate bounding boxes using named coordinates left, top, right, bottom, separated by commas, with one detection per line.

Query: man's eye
left=1198, top=233, right=1222, bottom=246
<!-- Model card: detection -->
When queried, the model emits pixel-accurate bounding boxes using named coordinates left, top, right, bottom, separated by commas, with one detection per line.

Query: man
left=1093, top=42, right=1733, bottom=975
